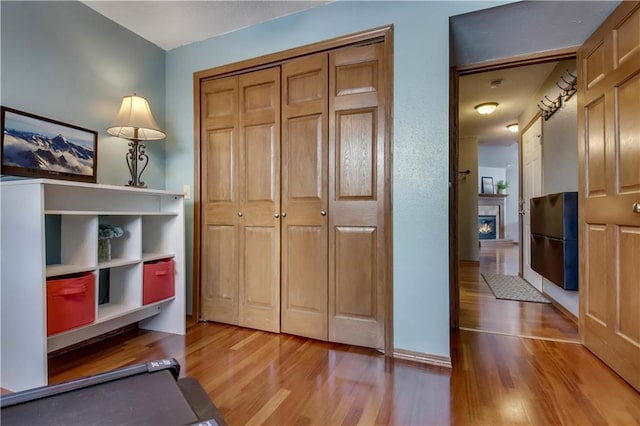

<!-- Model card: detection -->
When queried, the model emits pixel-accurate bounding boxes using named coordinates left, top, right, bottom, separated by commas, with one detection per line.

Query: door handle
left=633, top=203, right=640, bottom=214
left=237, top=211, right=243, bottom=217
left=281, top=212, right=286, bottom=218
left=274, top=213, right=280, bottom=218
left=320, top=210, right=326, bottom=216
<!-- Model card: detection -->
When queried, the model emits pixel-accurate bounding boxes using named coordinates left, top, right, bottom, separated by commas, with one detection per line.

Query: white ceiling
left=82, top=1, right=330, bottom=51
left=459, top=62, right=558, bottom=146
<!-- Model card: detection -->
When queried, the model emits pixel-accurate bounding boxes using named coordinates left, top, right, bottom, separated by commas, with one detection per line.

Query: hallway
left=459, top=244, right=579, bottom=342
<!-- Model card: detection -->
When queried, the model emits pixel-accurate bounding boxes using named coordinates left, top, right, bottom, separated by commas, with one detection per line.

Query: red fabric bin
left=47, top=273, right=95, bottom=336
left=143, top=258, right=175, bottom=305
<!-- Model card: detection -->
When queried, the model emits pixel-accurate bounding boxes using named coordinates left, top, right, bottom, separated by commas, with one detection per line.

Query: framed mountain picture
left=1, top=106, right=97, bottom=183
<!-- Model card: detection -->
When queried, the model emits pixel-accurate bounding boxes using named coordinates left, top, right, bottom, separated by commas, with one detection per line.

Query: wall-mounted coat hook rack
left=537, top=69, right=577, bottom=121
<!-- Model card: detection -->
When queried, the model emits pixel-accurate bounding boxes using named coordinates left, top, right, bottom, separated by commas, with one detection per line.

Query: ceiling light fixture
left=507, top=123, right=519, bottom=133
left=474, top=102, right=498, bottom=115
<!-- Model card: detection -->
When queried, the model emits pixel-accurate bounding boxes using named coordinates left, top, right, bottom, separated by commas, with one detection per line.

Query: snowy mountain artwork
left=1, top=107, right=97, bottom=182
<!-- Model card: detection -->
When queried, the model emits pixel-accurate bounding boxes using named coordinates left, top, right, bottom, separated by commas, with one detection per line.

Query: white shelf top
left=96, top=298, right=174, bottom=323
left=45, top=210, right=179, bottom=216
left=142, top=253, right=175, bottom=262
left=98, top=258, right=140, bottom=269
left=1, top=178, right=183, bottom=197
left=46, top=264, right=95, bottom=278
left=96, top=303, right=140, bottom=323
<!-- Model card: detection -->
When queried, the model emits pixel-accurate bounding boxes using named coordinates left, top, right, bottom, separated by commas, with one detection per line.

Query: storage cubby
left=45, top=214, right=97, bottom=277
left=143, top=258, right=175, bottom=305
left=1, top=179, right=185, bottom=392
left=98, top=215, right=142, bottom=267
left=47, top=272, right=96, bottom=336
left=142, top=215, right=177, bottom=261
left=97, top=263, right=142, bottom=322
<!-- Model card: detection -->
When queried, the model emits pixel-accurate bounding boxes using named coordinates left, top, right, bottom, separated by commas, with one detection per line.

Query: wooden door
left=578, top=1, right=640, bottom=392
left=328, top=43, right=386, bottom=349
left=521, top=116, right=543, bottom=290
left=280, top=54, right=329, bottom=340
left=237, top=68, right=281, bottom=333
left=200, top=75, right=240, bottom=325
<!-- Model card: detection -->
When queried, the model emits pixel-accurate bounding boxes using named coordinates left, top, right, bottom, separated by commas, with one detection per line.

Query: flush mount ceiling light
left=507, top=123, right=519, bottom=133
left=474, top=102, right=498, bottom=115
left=490, top=79, right=503, bottom=88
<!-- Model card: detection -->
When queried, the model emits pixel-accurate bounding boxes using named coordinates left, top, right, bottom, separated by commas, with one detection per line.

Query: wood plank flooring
left=48, top=321, right=640, bottom=425
left=44, top=245, right=639, bottom=425
left=459, top=244, right=579, bottom=342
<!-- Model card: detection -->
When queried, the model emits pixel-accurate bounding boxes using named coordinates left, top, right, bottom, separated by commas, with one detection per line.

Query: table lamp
left=107, top=94, right=165, bottom=188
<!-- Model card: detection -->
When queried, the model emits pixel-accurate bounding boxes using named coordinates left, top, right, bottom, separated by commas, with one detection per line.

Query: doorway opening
left=454, top=58, right=579, bottom=342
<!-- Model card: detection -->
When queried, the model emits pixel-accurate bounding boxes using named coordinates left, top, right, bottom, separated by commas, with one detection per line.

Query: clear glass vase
left=98, top=238, right=111, bottom=262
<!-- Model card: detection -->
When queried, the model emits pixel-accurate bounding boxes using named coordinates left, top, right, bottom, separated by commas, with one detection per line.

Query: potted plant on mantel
left=496, top=180, right=509, bottom=194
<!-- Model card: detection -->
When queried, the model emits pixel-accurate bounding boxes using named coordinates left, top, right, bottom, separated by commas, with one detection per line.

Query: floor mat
left=481, top=273, right=550, bottom=304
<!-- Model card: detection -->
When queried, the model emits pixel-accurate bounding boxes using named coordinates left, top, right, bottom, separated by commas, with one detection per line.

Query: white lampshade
left=474, top=102, right=498, bottom=115
left=107, top=94, right=166, bottom=140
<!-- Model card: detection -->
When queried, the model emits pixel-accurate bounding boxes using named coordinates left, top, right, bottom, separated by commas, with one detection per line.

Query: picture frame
left=481, top=176, right=494, bottom=194
left=1, top=106, right=98, bottom=183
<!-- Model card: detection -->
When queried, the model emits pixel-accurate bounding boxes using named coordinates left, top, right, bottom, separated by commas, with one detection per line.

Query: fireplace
left=478, top=215, right=497, bottom=240
left=478, top=193, right=510, bottom=244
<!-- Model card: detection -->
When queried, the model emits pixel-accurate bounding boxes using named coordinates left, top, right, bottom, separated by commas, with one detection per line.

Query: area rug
left=481, top=273, right=550, bottom=304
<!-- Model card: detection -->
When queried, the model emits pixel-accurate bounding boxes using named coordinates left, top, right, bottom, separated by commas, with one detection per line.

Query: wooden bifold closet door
left=280, top=53, right=329, bottom=340
left=200, top=67, right=281, bottom=333
left=199, top=41, right=388, bottom=349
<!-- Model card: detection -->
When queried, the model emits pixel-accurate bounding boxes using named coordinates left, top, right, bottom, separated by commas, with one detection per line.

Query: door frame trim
left=449, top=46, right=577, bottom=329
left=518, top=112, right=543, bottom=280
left=193, top=25, right=395, bottom=356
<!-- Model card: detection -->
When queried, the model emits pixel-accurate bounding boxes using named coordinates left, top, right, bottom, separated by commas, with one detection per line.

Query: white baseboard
left=393, top=348, right=452, bottom=368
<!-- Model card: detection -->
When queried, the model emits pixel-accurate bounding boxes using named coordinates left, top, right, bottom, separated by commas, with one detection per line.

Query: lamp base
left=126, top=139, right=149, bottom=188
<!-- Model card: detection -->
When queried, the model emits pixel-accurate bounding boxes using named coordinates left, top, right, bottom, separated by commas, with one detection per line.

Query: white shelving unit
left=0, top=179, right=185, bottom=392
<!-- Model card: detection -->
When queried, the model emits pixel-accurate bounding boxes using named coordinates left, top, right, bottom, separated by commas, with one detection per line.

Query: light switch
left=183, top=184, right=191, bottom=200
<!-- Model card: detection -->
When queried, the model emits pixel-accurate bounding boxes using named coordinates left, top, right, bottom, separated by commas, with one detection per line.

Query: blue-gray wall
left=165, top=1, right=509, bottom=358
left=0, top=1, right=166, bottom=188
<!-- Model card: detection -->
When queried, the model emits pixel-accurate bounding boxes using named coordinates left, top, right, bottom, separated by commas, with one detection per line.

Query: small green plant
left=496, top=180, right=509, bottom=192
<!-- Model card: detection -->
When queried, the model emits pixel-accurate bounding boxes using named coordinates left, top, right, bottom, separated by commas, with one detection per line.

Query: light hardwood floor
left=460, top=244, right=579, bottom=342
left=46, top=248, right=640, bottom=426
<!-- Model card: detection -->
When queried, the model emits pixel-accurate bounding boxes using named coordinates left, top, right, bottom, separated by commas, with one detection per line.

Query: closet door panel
left=336, top=109, right=376, bottom=199
left=288, top=115, right=323, bottom=200
left=281, top=53, right=329, bottom=340
left=335, top=227, right=377, bottom=318
left=202, top=225, right=238, bottom=324
left=238, top=67, right=281, bottom=332
left=205, top=129, right=234, bottom=202
left=244, top=124, right=277, bottom=203
left=239, top=226, right=279, bottom=332
left=329, top=43, right=386, bottom=349
left=201, top=76, right=239, bottom=324
left=281, top=225, right=326, bottom=339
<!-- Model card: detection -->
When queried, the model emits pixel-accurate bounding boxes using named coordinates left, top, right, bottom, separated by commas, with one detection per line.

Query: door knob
left=281, top=212, right=286, bottom=218
left=274, top=213, right=280, bottom=218
left=237, top=211, right=243, bottom=217
left=320, top=210, right=326, bottom=216
left=633, top=203, right=640, bottom=213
